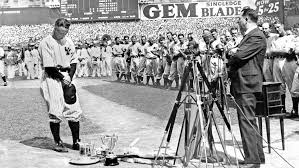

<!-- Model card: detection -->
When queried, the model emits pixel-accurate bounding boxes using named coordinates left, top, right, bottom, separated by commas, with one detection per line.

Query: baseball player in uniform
left=287, top=23, right=299, bottom=118
left=127, top=35, right=141, bottom=84
left=0, top=46, right=7, bottom=86
left=32, top=44, right=42, bottom=79
left=39, top=18, right=82, bottom=152
left=101, top=39, right=113, bottom=77
left=122, top=36, right=131, bottom=83
left=78, top=44, right=90, bottom=77
left=156, top=36, right=170, bottom=87
left=168, top=34, right=188, bottom=89
left=24, top=44, right=36, bottom=80
left=89, top=41, right=101, bottom=77
left=137, top=36, right=148, bottom=84
left=145, top=35, right=159, bottom=86
left=112, top=37, right=126, bottom=81
left=271, top=22, right=295, bottom=114
left=74, top=43, right=82, bottom=78
left=262, top=23, right=278, bottom=82
left=17, top=47, right=27, bottom=77
left=6, top=47, right=17, bottom=79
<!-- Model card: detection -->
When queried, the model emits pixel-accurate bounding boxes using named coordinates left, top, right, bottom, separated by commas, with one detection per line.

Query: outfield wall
left=0, top=7, right=60, bottom=25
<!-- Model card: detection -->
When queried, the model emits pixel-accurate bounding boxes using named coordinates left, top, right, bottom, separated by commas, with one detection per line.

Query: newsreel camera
left=154, top=40, right=242, bottom=168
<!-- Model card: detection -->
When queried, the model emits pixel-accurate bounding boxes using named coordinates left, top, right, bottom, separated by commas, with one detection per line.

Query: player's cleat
left=53, top=141, right=68, bottom=153
left=3, top=82, right=7, bottom=86
left=72, top=141, right=80, bottom=150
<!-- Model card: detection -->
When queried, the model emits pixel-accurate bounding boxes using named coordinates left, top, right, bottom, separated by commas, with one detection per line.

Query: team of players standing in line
left=0, top=22, right=299, bottom=116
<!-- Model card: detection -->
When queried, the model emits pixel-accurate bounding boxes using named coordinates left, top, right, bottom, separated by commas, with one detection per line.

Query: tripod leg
left=154, top=131, right=168, bottom=166
left=211, top=113, right=232, bottom=164
left=174, top=114, right=186, bottom=165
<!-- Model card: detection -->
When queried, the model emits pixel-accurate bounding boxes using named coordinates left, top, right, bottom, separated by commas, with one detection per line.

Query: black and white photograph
left=0, top=0, right=298, bottom=168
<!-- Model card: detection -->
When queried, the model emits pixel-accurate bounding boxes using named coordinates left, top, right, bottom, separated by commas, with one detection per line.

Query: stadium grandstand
left=0, top=0, right=297, bottom=46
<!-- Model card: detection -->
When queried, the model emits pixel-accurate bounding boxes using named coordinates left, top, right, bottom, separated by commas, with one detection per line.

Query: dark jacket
left=228, top=28, right=266, bottom=94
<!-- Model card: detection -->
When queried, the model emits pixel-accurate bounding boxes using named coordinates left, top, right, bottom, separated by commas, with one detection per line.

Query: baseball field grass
left=83, top=81, right=239, bottom=125
left=0, top=87, right=103, bottom=141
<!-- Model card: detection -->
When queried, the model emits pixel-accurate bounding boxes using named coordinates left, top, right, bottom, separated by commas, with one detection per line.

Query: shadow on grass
left=214, top=140, right=243, bottom=148
left=19, top=137, right=73, bottom=151
left=187, top=149, right=243, bottom=166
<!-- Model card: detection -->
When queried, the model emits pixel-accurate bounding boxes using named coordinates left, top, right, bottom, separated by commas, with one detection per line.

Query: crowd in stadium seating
left=0, top=17, right=241, bottom=46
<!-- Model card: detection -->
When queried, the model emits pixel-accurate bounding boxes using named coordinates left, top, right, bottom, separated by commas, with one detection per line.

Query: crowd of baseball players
left=0, top=21, right=299, bottom=116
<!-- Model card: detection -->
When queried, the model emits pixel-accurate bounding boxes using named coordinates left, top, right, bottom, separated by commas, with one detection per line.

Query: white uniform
left=0, top=47, right=5, bottom=77
left=6, top=51, right=16, bottom=79
left=101, top=45, right=113, bottom=77
left=31, top=48, right=42, bottom=79
left=24, top=50, right=36, bottom=79
left=17, top=51, right=27, bottom=77
left=89, top=46, right=102, bottom=77
left=145, top=43, right=159, bottom=76
left=74, top=49, right=81, bottom=78
left=112, top=44, right=126, bottom=76
left=39, top=35, right=82, bottom=123
left=78, top=48, right=90, bottom=77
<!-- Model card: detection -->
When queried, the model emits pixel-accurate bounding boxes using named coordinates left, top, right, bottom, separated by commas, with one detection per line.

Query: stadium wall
left=0, top=7, right=60, bottom=25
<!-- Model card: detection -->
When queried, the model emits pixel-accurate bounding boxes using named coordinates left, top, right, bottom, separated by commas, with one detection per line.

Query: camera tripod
left=154, top=53, right=244, bottom=168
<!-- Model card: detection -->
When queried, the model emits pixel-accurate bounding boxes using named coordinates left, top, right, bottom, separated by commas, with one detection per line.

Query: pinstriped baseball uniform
left=39, top=35, right=82, bottom=123
left=0, top=47, right=5, bottom=77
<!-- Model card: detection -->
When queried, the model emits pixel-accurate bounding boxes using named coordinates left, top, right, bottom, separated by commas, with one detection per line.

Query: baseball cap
left=63, top=83, right=77, bottom=104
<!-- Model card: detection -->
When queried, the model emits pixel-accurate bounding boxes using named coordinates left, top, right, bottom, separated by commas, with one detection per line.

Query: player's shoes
left=3, top=82, right=7, bottom=86
left=72, top=142, right=80, bottom=150
left=53, top=141, right=68, bottom=153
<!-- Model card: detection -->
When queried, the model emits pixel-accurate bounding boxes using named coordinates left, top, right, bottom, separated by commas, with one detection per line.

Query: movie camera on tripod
left=154, top=41, right=243, bottom=168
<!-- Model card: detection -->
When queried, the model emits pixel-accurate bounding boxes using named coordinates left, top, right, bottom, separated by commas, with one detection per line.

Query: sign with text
left=255, top=0, right=284, bottom=21
left=140, top=0, right=255, bottom=20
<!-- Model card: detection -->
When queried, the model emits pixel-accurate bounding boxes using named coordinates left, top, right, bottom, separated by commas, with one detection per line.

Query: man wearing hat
left=0, top=45, right=7, bottom=86
left=39, top=18, right=82, bottom=152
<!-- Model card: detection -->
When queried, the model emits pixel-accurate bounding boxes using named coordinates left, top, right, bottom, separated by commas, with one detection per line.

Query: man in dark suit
left=227, top=7, right=266, bottom=168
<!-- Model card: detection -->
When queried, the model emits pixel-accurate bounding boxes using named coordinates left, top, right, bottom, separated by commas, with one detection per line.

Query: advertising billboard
left=140, top=0, right=256, bottom=20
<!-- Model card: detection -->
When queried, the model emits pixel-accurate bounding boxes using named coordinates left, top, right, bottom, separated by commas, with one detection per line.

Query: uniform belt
left=115, top=55, right=123, bottom=57
left=57, top=67, right=70, bottom=72
left=265, top=56, right=274, bottom=59
left=274, top=56, right=285, bottom=59
left=131, top=55, right=139, bottom=58
left=146, top=57, right=157, bottom=59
